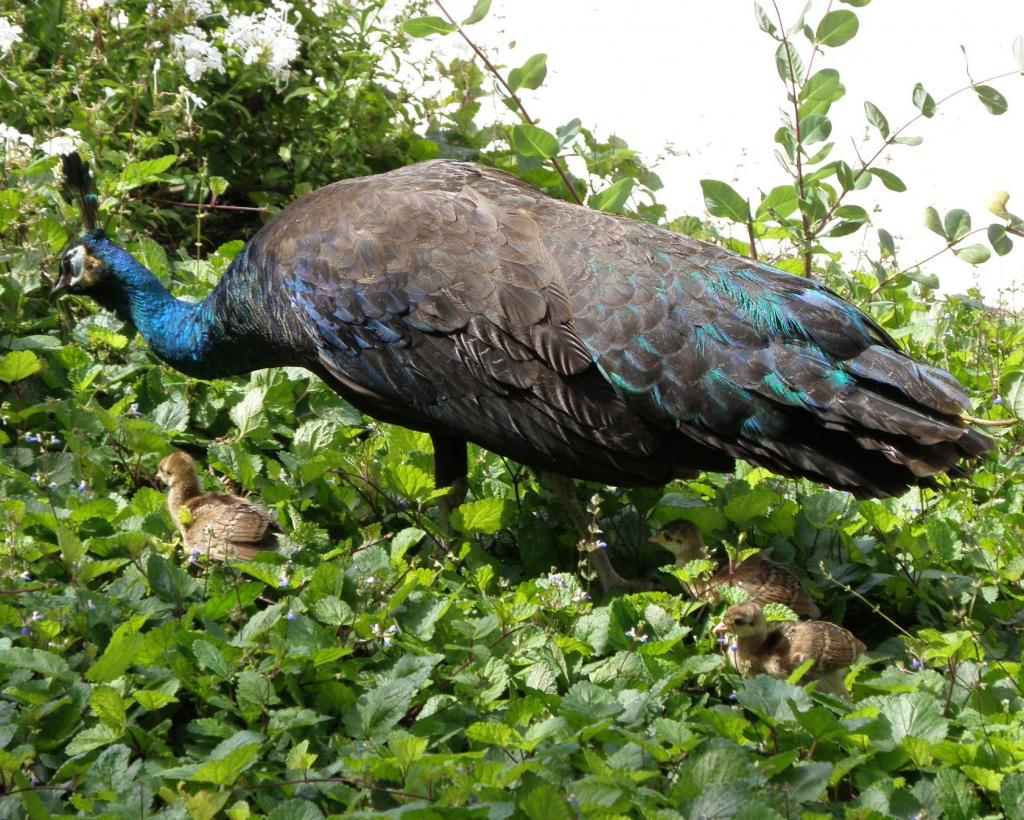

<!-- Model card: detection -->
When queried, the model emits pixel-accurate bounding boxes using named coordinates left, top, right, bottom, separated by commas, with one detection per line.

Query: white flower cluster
left=38, top=128, right=84, bottom=157
left=0, top=16, right=23, bottom=57
left=0, top=124, right=33, bottom=161
left=223, top=1, right=299, bottom=79
left=169, top=1, right=301, bottom=83
left=0, top=124, right=82, bottom=164
left=171, top=25, right=224, bottom=82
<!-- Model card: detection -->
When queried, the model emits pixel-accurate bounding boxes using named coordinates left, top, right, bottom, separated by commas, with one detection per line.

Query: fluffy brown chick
left=713, top=602, right=865, bottom=699
left=156, top=451, right=279, bottom=562
left=651, top=520, right=820, bottom=618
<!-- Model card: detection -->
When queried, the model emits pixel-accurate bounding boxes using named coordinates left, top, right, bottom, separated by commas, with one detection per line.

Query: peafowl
left=652, top=520, right=820, bottom=617
left=714, top=602, right=866, bottom=699
left=56, top=153, right=990, bottom=566
left=156, top=451, right=280, bottom=561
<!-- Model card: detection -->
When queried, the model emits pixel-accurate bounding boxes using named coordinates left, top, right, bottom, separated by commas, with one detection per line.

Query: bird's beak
left=50, top=259, right=73, bottom=302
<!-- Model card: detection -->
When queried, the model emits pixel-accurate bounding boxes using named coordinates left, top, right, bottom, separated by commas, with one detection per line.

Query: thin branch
left=136, top=196, right=267, bottom=213
left=772, top=0, right=814, bottom=279
left=432, top=0, right=583, bottom=205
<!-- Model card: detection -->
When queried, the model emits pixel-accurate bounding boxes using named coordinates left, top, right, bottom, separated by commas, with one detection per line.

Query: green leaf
left=800, top=69, right=845, bottom=116
left=462, top=0, right=491, bottom=25
left=119, top=155, right=177, bottom=189
left=954, top=244, right=990, bottom=265
left=1015, top=35, right=1024, bottom=74
left=192, top=736, right=262, bottom=785
left=700, top=179, right=751, bottom=223
left=864, top=100, right=889, bottom=137
left=86, top=615, right=148, bottom=682
left=508, top=54, right=548, bottom=93
left=589, top=178, right=634, bottom=213
left=451, top=497, right=513, bottom=535
left=894, top=135, right=923, bottom=146
left=65, top=724, right=122, bottom=757
left=944, top=208, right=971, bottom=241
left=775, top=42, right=803, bottom=83
left=509, top=123, right=559, bottom=159
left=286, top=739, right=317, bottom=773
left=0, top=647, right=70, bottom=679
left=924, top=206, right=946, bottom=239
left=90, top=686, right=127, bottom=732
left=816, top=10, right=859, bottom=46
left=876, top=691, right=949, bottom=744
left=343, top=680, right=416, bottom=739
left=389, top=729, right=429, bottom=770
left=878, top=228, right=896, bottom=257
left=869, top=168, right=906, bottom=192
left=989, top=223, right=1014, bottom=256
left=975, top=84, right=1008, bottom=115
left=152, top=397, right=189, bottom=432
left=753, top=3, right=777, bottom=35
left=757, top=184, right=799, bottom=220
left=0, top=350, right=41, bottom=383
left=913, top=82, right=936, bottom=117
left=402, top=16, right=455, bottom=38
left=230, top=386, right=268, bottom=439
left=799, top=114, right=832, bottom=145
left=840, top=0, right=870, bottom=6
left=771, top=762, right=834, bottom=802
left=735, top=675, right=812, bottom=722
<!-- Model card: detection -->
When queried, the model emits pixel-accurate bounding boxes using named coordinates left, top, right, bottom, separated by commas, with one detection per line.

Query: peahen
left=55, top=153, right=990, bottom=567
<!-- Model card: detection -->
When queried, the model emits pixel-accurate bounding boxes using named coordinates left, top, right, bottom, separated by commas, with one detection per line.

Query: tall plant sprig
left=403, top=0, right=658, bottom=214
left=698, top=1, right=1024, bottom=284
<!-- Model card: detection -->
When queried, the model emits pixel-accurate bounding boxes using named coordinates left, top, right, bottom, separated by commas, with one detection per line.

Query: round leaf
left=402, top=16, right=455, bottom=38
left=954, top=244, right=991, bottom=265
left=700, top=179, right=751, bottom=223
left=975, top=85, right=1008, bottom=115
left=816, top=10, right=859, bottom=47
left=509, top=123, right=559, bottom=159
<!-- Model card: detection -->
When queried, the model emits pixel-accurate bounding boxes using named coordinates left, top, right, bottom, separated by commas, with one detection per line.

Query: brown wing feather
left=182, top=493, right=278, bottom=561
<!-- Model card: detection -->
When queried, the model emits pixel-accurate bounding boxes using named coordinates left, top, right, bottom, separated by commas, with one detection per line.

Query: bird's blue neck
left=98, top=243, right=228, bottom=378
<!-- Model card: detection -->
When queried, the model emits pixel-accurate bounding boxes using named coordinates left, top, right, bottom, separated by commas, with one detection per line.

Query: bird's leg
left=431, top=433, right=469, bottom=534
left=537, top=471, right=656, bottom=595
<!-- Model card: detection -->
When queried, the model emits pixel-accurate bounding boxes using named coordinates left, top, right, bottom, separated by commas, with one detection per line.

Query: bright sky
left=408, top=1, right=1024, bottom=305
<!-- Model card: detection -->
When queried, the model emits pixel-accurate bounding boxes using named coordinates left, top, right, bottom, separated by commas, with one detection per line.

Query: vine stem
left=771, top=0, right=814, bottom=279
left=432, top=0, right=583, bottom=205
left=869, top=225, right=988, bottom=297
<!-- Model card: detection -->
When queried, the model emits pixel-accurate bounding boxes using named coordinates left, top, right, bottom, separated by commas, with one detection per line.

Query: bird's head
left=52, top=152, right=121, bottom=301
left=156, top=451, right=199, bottom=489
left=713, top=602, right=767, bottom=640
left=650, top=519, right=705, bottom=561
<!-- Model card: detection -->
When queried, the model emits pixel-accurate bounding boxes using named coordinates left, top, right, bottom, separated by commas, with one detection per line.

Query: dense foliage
left=2, top=0, right=1024, bottom=816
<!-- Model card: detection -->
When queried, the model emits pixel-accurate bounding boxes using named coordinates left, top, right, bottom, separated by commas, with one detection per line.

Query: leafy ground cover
left=3, top=0, right=1024, bottom=817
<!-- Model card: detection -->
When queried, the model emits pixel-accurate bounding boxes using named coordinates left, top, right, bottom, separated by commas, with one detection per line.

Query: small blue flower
left=86, top=600, right=96, bottom=611
left=994, top=396, right=1002, bottom=406
left=596, top=540, right=608, bottom=550
left=29, top=475, right=39, bottom=484
left=77, top=480, right=87, bottom=492
left=279, top=579, right=289, bottom=588
left=19, top=572, right=32, bottom=582
left=20, top=626, right=30, bottom=636
left=286, top=612, right=296, bottom=621
left=911, top=658, right=923, bottom=671
left=730, top=643, right=739, bottom=653
left=716, top=636, right=728, bottom=645
left=128, top=403, right=140, bottom=417
left=50, top=436, right=62, bottom=446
